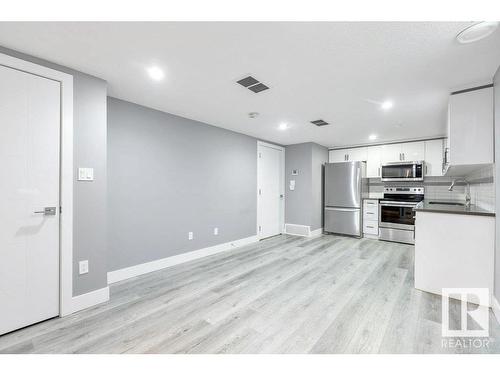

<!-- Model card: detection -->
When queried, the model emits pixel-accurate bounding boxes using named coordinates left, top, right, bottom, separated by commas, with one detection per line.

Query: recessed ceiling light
left=381, top=100, right=393, bottom=110
left=456, top=22, right=499, bottom=44
left=369, top=134, right=377, bottom=141
left=147, top=66, right=165, bottom=81
left=278, top=123, right=289, bottom=131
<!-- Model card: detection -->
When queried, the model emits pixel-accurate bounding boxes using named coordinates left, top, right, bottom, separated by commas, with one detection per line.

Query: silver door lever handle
left=34, top=207, right=57, bottom=215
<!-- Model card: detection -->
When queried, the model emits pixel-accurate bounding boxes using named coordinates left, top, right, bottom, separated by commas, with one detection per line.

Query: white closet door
left=0, top=65, right=61, bottom=335
left=258, top=143, right=284, bottom=239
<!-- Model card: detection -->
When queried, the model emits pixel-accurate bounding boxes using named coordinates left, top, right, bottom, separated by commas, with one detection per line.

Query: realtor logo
left=441, top=288, right=490, bottom=337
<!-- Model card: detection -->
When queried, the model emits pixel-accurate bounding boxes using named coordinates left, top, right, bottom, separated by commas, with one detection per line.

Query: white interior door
left=257, top=143, right=284, bottom=239
left=0, top=65, right=61, bottom=335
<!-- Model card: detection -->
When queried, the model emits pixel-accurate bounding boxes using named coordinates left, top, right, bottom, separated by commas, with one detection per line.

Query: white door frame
left=257, top=141, right=285, bottom=240
left=0, top=53, right=74, bottom=316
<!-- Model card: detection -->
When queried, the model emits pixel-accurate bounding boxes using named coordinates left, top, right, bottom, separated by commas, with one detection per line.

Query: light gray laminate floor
left=1, top=234, right=499, bottom=354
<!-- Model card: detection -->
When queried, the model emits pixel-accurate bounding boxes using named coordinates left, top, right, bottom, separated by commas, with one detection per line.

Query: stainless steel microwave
left=381, top=161, right=424, bottom=182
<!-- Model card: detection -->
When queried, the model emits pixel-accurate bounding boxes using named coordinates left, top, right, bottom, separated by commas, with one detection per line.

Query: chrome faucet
left=448, top=178, right=471, bottom=207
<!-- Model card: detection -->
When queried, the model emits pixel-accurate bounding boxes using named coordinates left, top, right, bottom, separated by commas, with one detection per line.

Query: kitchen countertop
left=364, top=193, right=383, bottom=200
left=414, top=200, right=495, bottom=217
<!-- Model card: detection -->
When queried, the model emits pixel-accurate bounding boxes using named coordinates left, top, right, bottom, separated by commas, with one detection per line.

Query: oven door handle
left=379, top=202, right=418, bottom=208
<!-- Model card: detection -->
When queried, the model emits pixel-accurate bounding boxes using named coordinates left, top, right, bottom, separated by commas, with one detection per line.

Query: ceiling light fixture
left=456, top=22, right=499, bottom=44
left=278, top=123, right=289, bottom=131
left=369, top=134, right=378, bottom=141
left=381, top=100, right=393, bottom=110
left=147, top=66, right=165, bottom=81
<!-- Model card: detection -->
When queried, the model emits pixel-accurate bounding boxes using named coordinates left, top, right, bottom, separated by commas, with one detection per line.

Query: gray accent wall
left=311, top=143, right=329, bottom=230
left=285, top=142, right=328, bottom=231
left=494, top=64, right=500, bottom=302
left=107, top=97, right=257, bottom=271
left=0, top=46, right=108, bottom=297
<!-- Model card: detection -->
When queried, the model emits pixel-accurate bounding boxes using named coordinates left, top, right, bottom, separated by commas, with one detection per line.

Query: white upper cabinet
left=328, top=139, right=443, bottom=178
left=401, top=141, right=425, bottom=162
left=447, top=86, right=494, bottom=167
left=347, top=148, right=368, bottom=162
left=380, top=144, right=402, bottom=164
left=380, top=141, right=424, bottom=163
left=366, top=146, right=381, bottom=178
left=329, top=149, right=347, bottom=162
left=424, top=139, right=444, bottom=176
left=329, top=148, right=367, bottom=163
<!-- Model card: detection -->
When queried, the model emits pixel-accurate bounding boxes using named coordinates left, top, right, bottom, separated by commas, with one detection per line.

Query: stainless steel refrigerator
left=324, top=161, right=367, bottom=237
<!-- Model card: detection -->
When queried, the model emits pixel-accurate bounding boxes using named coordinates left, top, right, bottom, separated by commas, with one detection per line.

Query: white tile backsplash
left=467, top=165, right=495, bottom=211
left=367, top=165, right=495, bottom=212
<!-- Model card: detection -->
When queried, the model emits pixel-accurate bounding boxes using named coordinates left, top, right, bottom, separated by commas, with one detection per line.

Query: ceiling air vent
left=236, top=75, right=270, bottom=93
left=310, top=119, right=330, bottom=126
left=237, top=76, right=259, bottom=87
left=248, top=83, right=269, bottom=93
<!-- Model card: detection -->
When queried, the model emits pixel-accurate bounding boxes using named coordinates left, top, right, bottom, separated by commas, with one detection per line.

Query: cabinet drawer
left=363, top=220, right=379, bottom=235
left=363, top=199, right=379, bottom=208
left=363, top=210, right=378, bottom=221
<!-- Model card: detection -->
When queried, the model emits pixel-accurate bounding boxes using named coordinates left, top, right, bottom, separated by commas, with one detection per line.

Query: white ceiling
left=0, top=22, right=499, bottom=148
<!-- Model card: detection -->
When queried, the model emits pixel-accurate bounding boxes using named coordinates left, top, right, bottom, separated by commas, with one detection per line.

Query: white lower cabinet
left=414, top=211, right=494, bottom=305
left=363, top=220, right=379, bottom=235
left=362, top=199, right=379, bottom=237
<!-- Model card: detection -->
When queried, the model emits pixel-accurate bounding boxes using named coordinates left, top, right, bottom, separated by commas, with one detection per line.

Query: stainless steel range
left=379, top=186, right=424, bottom=244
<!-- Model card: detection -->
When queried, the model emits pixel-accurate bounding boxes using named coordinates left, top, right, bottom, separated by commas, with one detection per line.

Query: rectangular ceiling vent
left=236, top=75, right=270, bottom=93
left=310, top=119, right=330, bottom=127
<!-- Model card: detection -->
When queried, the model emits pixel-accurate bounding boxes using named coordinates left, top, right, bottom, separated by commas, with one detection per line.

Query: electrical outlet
left=188, top=232, right=193, bottom=240
left=214, top=227, right=218, bottom=235
left=79, top=260, right=89, bottom=275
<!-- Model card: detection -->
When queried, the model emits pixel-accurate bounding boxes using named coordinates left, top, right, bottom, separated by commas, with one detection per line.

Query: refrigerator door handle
left=325, top=207, right=360, bottom=212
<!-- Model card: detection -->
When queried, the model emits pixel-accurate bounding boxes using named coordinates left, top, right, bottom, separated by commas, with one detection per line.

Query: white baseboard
left=107, top=235, right=259, bottom=284
left=284, top=223, right=310, bottom=237
left=62, top=286, right=110, bottom=316
left=492, top=296, right=500, bottom=325
left=309, top=228, right=323, bottom=237
left=284, top=223, right=323, bottom=237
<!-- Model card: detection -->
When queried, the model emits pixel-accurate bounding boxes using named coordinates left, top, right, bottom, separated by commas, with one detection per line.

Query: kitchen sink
left=428, top=201, right=465, bottom=206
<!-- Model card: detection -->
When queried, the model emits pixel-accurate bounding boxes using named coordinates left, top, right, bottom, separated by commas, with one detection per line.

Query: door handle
left=34, top=207, right=57, bottom=215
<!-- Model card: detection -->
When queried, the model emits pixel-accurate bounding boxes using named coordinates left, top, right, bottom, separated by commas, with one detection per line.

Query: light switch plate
left=79, top=260, right=89, bottom=275
left=78, top=168, right=94, bottom=181
left=188, top=232, right=194, bottom=240
left=214, top=227, right=218, bottom=235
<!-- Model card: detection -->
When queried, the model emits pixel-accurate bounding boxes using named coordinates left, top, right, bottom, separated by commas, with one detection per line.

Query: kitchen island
left=414, top=200, right=495, bottom=306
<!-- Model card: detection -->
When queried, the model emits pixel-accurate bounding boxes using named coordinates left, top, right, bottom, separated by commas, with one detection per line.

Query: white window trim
left=256, top=141, right=285, bottom=240
left=0, top=52, right=74, bottom=316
